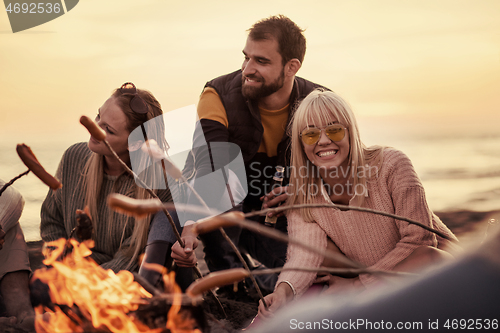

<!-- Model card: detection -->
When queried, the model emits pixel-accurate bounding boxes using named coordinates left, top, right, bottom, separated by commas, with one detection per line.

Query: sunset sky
left=1, top=0, right=500, bottom=242
left=1, top=0, right=499, bottom=145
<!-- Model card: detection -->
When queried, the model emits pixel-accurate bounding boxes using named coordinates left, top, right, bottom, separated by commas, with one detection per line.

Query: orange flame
left=33, top=238, right=200, bottom=333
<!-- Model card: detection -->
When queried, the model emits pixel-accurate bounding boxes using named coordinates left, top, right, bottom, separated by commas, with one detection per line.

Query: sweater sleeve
left=359, top=149, right=437, bottom=285
left=98, top=239, right=137, bottom=273
left=98, top=183, right=173, bottom=272
left=88, top=249, right=113, bottom=266
left=197, top=87, right=228, bottom=127
left=276, top=210, right=328, bottom=297
left=0, top=180, right=24, bottom=233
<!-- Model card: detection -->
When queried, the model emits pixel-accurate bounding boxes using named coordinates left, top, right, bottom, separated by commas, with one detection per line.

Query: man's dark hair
left=248, top=14, right=306, bottom=66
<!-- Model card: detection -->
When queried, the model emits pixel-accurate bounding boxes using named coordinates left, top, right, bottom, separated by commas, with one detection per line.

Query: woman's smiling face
left=301, top=119, right=350, bottom=172
left=88, top=96, right=131, bottom=163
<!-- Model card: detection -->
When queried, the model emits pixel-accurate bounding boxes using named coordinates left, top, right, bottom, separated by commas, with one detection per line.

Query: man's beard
left=241, top=68, right=285, bottom=100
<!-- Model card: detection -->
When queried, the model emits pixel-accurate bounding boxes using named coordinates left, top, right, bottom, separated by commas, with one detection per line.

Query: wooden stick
left=250, top=266, right=415, bottom=278
left=80, top=117, right=228, bottom=315
left=101, top=141, right=184, bottom=244
left=180, top=180, right=269, bottom=310
left=187, top=208, right=364, bottom=270
left=0, top=169, right=29, bottom=197
left=248, top=203, right=456, bottom=241
left=133, top=272, right=163, bottom=297
left=100, top=140, right=227, bottom=316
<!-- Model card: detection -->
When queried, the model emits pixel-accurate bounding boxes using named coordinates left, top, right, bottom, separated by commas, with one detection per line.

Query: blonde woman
left=258, top=89, right=458, bottom=317
left=41, top=83, right=171, bottom=273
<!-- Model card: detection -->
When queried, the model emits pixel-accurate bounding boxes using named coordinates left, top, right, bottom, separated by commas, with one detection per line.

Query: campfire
left=32, top=238, right=202, bottom=333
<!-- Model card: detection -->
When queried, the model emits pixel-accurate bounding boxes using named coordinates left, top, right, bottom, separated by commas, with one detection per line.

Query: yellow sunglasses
left=300, top=124, right=346, bottom=145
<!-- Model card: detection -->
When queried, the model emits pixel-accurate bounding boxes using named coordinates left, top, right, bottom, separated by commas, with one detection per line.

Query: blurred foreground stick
left=0, top=169, right=30, bottom=197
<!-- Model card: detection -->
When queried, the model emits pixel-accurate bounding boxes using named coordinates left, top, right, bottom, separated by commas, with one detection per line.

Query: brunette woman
left=41, top=82, right=171, bottom=273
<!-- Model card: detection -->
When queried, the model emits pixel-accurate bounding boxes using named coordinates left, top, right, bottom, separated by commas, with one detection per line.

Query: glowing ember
left=33, top=238, right=201, bottom=333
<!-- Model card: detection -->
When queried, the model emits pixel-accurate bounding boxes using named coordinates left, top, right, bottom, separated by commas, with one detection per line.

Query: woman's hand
left=171, top=223, right=199, bottom=267
left=260, top=185, right=289, bottom=218
left=257, top=282, right=294, bottom=319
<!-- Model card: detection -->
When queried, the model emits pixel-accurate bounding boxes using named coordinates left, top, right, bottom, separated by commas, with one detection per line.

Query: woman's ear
left=128, top=140, right=144, bottom=152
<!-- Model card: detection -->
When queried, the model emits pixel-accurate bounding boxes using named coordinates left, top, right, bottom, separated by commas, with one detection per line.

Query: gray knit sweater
left=40, top=142, right=171, bottom=272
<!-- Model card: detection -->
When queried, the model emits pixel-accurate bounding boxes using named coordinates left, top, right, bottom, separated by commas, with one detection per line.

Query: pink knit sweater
left=276, top=148, right=457, bottom=296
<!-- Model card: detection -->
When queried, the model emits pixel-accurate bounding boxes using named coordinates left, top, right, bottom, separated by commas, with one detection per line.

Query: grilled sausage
left=16, top=144, right=62, bottom=190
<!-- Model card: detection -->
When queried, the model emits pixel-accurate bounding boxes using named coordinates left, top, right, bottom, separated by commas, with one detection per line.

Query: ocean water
left=1, top=130, right=500, bottom=242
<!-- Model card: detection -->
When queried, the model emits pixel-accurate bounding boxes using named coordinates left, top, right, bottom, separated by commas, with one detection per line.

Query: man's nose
left=242, top=59, right=256, bottom=75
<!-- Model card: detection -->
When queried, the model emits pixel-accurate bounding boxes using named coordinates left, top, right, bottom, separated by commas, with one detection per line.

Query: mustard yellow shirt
left=197, top=87, right=289, bottom=157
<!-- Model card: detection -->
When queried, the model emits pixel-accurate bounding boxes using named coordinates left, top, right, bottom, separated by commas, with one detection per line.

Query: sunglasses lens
left=301, top=128, right=321, bottom=145
left=301, top=125, right=345, bottom=145
left=326, top=125, right=345, bottom=141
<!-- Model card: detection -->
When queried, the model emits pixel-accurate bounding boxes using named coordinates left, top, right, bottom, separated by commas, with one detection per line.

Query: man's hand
left=260, top=185, right=289, bottom=218
left=171, top=223, right=199, bottom=267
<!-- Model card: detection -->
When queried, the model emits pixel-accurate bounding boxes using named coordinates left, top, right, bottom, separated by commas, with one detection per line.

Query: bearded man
left=171, top=15, right=329, bottom=297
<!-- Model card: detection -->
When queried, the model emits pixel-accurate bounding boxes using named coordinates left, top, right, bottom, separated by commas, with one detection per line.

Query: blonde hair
left=83, top=86, right=168, bottom=270
left=287, top=89, right=384, bottom=221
